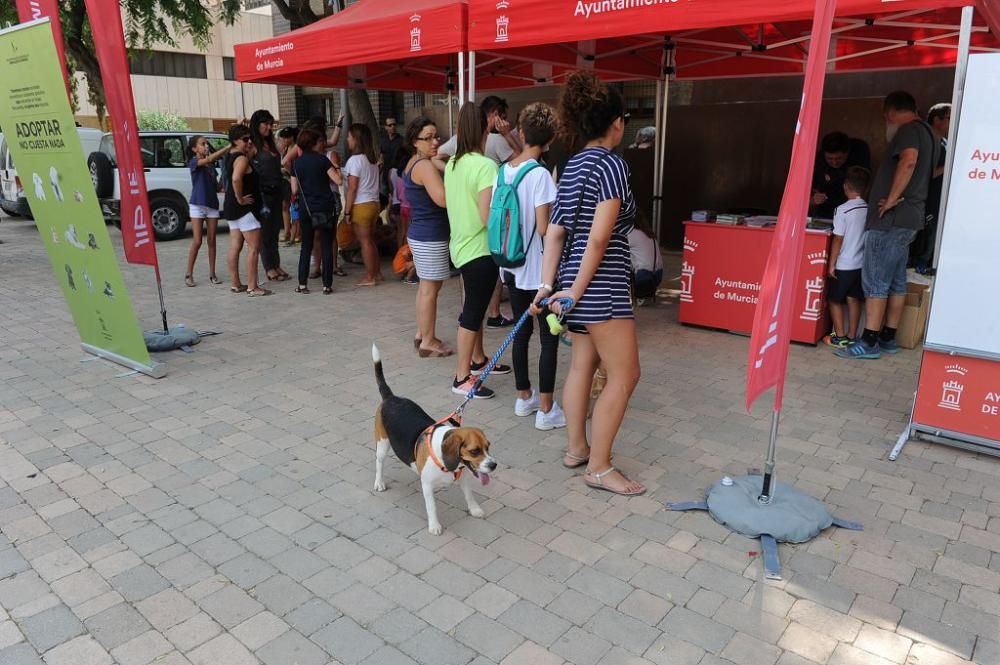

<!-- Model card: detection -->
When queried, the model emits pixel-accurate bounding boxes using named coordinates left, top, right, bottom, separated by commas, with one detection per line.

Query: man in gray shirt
left=837, top=91, right=938, bottom=360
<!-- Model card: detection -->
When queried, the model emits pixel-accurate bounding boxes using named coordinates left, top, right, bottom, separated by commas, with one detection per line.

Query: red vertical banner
left=745, top=0, right=837, bottom=412
left=15, top=0, right=72, bottom=100
left=83, top=0, right=160, bottom=269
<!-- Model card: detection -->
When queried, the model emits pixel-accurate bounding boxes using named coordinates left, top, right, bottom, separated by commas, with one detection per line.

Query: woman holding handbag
left=291, top=128, right=343, bottom=294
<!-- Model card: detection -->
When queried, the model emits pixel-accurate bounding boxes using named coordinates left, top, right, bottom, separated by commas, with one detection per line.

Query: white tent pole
left=459, top=51, right=465, bottom=109
left=933, top=5, right=973, bottom=270
left=448, top=90, right=454, bottom=134
left=653, top=44, right=673, bottom=240
left=469, top=51, right=476, bottom=102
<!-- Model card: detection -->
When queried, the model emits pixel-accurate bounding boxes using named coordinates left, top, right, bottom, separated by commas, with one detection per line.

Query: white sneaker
left=514, top=390, right=540, bottom=417
left=535, top=402, right=567, bottom=431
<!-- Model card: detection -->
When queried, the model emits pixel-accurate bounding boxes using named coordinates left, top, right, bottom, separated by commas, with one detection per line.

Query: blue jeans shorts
left=862, top=227, right=918, bottom=298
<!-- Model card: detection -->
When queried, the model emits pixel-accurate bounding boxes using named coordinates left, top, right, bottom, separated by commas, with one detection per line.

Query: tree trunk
left=346, top=88, right=382, bottom=156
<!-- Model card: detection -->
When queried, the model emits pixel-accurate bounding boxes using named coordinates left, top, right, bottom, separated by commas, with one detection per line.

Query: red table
left=679, top=221, right=832, bottom=344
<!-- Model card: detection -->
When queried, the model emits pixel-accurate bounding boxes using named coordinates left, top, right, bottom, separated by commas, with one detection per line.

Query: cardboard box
left=897, top=282, right=930, bottom=349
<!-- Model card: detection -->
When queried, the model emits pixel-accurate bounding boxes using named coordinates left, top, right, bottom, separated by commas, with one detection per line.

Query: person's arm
left=231, top=156, right=254, bottom=206
left=413, top=160, right=447, bottom=208
left=197, top=146, right=228, bottom=168
left=827, top=234, right=843, bottom=278
left=432, top=136, right=457, bottom=172
left=493, top=118, right=522, bottom=155
left=344, top=160, right=359, bottom=221
left=534, top=172, right=557, bottom=237
left=281, top=145, right=300, bottom=170
left=534, top=203, right=551, bottom=238
left=531, top=223, right=566, bottom=313
left=477, top=186, right=493, bottom=227
left=879, top=147, right=918, bottom=217
left=327, top=165, right=342, bottom=187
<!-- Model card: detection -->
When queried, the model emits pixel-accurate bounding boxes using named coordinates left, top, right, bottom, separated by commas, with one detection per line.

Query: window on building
left=223, top=57, right=236, bottom=81
left=130, top=51, right=208, bottom=79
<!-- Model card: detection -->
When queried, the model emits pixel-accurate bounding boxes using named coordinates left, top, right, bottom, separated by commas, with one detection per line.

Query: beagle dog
left=372, top=345, right=497, bottom=535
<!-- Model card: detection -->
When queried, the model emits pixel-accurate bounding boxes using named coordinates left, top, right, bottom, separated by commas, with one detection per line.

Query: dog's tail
left=372, top=344, right=393, bottom=400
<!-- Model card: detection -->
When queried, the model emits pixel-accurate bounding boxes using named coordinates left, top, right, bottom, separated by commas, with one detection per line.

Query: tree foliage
left=0, top=0, right=241, bottom=121
left=136, top=109, right=190, bottom=130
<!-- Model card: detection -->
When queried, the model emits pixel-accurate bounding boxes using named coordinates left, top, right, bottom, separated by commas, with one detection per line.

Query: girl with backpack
left=184, top=135, right=228, bottom=287
left=490, top=103, right=564, bottom=430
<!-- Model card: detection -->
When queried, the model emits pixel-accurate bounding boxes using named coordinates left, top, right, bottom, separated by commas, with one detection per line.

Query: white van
left=0, top=127, right=103, bottom=219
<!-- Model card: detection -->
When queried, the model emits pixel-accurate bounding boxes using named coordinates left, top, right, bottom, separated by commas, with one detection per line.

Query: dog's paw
left=428, top=523, right=443, bottom=536
left=468, top=506, right=485, bottom=519
left=373, top=481, right=387, bottom=492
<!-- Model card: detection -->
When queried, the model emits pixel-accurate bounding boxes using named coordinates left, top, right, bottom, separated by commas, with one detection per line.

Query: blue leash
left=454, top=296, right=574, bottom=417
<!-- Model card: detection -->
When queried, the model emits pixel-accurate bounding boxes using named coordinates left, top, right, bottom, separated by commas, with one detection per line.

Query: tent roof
left=234, top=0, right=467, bottom=92
left=468, top=0, right=999, bottom=87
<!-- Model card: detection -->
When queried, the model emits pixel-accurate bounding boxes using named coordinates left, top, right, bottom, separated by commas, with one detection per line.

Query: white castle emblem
left=939, top=379, right=964, bottom=411
left=410, top=14, right=422, bottom=52
left=496, top=0, right=510, bottom=42
left=799, top=276, right=824, bottom=321
left=680, top=260, right=695, bottom=303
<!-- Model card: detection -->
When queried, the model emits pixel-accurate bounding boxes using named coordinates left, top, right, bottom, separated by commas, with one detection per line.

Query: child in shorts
left=825, top=166, right=871, bottom=347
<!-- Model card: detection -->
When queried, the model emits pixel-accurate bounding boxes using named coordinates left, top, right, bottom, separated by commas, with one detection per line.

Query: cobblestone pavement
left=1, top=214, right=998, bottom=665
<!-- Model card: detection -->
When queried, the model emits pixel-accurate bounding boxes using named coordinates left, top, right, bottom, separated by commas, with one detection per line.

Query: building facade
left=75, top=7, right=279, bottom=131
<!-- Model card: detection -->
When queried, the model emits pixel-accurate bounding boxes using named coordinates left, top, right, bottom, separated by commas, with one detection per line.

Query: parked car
left=88, top=130, right=228, bottom=240
left=1, top=127, right=103, bottom=219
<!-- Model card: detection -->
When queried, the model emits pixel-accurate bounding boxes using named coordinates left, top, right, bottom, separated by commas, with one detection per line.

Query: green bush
left=137, top=110, right=191, bottom=131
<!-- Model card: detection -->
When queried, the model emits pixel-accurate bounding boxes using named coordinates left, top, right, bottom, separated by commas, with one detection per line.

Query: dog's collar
left=420, top=422, right=464, bottom=480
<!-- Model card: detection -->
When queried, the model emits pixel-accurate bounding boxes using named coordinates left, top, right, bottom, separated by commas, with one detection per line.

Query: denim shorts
left=862, top=227, right=918, bottom=298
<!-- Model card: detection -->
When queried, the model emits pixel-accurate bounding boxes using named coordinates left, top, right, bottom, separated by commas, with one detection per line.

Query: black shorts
left=458, top=255, right=499, bottom=332
left=827, top=268, right=863, bottom=303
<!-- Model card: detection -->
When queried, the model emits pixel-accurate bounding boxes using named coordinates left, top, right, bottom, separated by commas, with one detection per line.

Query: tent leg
left=458, top=52, right=465, bottom=109
left=652, top=78, right=663, bottom=238
left=932, top=5, right=973, bottom=270
left=654, top=72, right=669, bottom=240
left=468, top=51, right=476, bottom=102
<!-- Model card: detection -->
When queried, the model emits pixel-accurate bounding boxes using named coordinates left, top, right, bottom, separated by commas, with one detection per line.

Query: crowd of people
left=180, top=72, right=652, bottom=496
left=818, top=91, right=949, bottom=360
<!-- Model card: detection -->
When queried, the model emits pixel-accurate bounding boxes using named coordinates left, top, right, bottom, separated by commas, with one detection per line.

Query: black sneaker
left=471, top=359, right=511, bottom=376
left=487, top=315, right=514, bottom=329
left=452, top=375, right=495, bottom=399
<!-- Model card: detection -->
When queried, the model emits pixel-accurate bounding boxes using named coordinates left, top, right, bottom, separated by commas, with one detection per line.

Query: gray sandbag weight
left=144, top=326, right=201, bottom=352
left=706, top=475, right=833, bottom=543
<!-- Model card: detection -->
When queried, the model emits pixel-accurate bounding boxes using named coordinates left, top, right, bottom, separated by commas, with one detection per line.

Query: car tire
left=88, top=152, right=114, bottom=198
left=149, top=196, right=187, bottom=241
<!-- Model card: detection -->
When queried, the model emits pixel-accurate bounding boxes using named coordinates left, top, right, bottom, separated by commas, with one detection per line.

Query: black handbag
left=294, top=160, right=339, bottom=230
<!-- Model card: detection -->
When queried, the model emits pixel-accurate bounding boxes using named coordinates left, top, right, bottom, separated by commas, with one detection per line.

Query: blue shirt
left=404, top=165, right=449, bottom=243
left=188, top=157, right=219, bottom=210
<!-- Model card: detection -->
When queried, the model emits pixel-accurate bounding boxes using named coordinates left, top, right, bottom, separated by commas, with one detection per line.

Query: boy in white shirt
left=825, top=166, right=871, bottom=348
left=493, top=103, right=565, bottom=431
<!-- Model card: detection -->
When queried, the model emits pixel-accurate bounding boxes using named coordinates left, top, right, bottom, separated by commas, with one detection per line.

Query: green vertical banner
left=0, top=21, right=164, bottom=378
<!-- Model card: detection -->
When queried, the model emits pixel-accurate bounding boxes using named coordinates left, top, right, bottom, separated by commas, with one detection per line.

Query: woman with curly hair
left=534, top=72, right=644, bottom=495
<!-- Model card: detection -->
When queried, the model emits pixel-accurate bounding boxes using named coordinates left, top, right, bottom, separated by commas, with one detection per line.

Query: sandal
left=413, top=338, right=422, bottom=350
left=185, top=275, right=195, bottom=287
left=333, top=268, right=347, bottom=277
left=563, top=451, right=590, bottom=469
left=584, top=467, right=646, bottom=496
left=418, top=346, right=454, bottom=358
left=209, top=275, right=222, bottom=285
left=230, top=285, right=248, bottom=293
left=247, top=288, right=273, bottom=297
left=295, top=285, right=310, bottom=294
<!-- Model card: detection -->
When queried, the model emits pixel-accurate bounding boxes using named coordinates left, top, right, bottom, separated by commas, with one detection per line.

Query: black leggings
left=505, top=272, right=558, bottom=394
left=458, top=255, right=499, bottom=332
left=260, top=190, right=283, bottom=272
left=298, top=214, right=333, bottom=288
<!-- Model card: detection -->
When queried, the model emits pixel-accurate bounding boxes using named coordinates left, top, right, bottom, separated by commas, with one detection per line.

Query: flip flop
left=584, top=467, right=646, bottom=496
left=209, top=275, right=222, bottom=285
left=563, top=452, right=590, bottom=469
left=185, top=275, right=195, bottom=287
left=247, top=288, right=273, bottom=297
left=413, top=338, right=422, bottom=350
left=230, top=285, right=248, bottom=293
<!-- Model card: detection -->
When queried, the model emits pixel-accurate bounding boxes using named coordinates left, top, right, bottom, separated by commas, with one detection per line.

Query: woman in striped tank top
left=534, top=71, right=645, bottom=496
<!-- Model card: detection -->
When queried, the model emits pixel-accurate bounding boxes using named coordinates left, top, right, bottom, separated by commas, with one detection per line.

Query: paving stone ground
left=1, top=214, right=998, bottom=665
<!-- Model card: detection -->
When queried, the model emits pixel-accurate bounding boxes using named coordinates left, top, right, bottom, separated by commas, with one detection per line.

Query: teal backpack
left=488, top=162, right=541, bottom=268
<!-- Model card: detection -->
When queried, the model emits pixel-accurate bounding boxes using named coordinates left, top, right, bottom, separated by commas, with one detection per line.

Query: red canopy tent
left=467, top=0, right=998, bottom=86
left=234, top=0, right=467, bottom=92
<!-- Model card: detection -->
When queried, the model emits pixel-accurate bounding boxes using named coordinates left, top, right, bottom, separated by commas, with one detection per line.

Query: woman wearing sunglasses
left=223, top=124, right=271, bottom=297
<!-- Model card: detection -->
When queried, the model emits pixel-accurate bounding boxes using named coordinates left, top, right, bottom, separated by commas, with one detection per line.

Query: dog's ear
left=441, top=431, right=463, bottom=472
